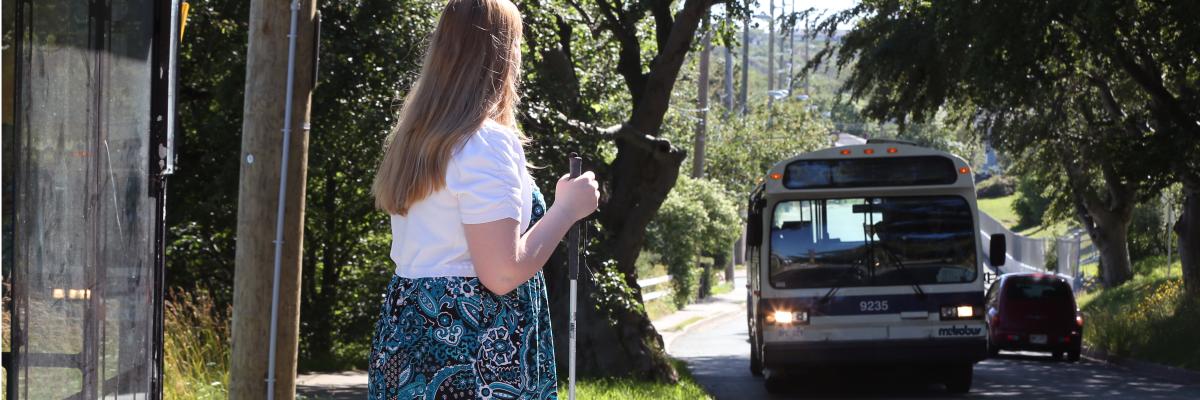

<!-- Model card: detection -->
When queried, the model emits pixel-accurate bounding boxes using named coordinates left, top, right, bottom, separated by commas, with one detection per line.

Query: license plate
left=1030, top=334, right=1048, bottom=345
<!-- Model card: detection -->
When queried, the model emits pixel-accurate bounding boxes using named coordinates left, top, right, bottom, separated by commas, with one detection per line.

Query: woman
left=368, top=0, right=598, bottom=398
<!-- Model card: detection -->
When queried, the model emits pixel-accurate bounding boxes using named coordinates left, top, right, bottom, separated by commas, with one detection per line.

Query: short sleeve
left=446, top=127, right=524, bottom=224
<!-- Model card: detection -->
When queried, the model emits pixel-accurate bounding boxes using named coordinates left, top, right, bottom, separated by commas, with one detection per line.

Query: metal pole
left=567, top=154, right=582, bottom=400
left=266, top=1, right=302, bottom=398
left=1168, top=200, right=1174, bottom=279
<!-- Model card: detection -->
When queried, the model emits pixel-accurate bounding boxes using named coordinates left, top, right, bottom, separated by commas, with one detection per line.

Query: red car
left=985, top=273, right=1083, bottom=361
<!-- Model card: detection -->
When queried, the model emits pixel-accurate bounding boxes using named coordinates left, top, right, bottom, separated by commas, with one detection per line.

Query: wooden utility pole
left=787, top=0, right=795, bottom=92
left=766, top=0, right=776, bottom=126
left=724, top=45, right=734, bottom=113
left=230, top=0, right=317, bottom=398
left=694, top=23, right=710, bottom=179
left=740, top=16, right=749, bottom=116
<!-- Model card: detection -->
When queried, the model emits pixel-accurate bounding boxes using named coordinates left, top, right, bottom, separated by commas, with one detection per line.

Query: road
left=670, top=310, right=1200, bottom=399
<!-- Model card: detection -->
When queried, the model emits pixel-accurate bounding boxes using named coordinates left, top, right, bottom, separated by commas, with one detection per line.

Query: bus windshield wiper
left=820, top=248, right=870, bottom=304
left=876, top=243, right=927, bottom=300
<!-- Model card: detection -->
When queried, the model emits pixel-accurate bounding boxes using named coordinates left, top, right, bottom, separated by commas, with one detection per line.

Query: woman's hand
left=554, top=171, right=599, bottom=221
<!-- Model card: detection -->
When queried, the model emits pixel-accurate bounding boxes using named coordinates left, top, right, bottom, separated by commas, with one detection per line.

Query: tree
left=808, top=0, right=1184, bottom=287
left=646, top=176, right=740, bottom=305
left=517, top=0, right=751, bottom=381
left=298, top=0, right=439, bottom=368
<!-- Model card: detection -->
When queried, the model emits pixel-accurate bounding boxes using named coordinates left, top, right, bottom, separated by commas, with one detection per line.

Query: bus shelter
left=5, top=0, right=180, bottom=398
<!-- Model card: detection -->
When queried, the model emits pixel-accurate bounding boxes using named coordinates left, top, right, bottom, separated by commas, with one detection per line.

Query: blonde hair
left=372, top=0, right=524, bottom=215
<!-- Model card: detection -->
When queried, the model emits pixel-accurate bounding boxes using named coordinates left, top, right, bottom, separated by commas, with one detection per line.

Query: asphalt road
left=670, top=310, right=1200, bottom=399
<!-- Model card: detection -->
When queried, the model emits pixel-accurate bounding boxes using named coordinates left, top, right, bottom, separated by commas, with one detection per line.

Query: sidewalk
left=295, top=270, right=747, bottom=398
left=652, top=270, right=747, bottom=353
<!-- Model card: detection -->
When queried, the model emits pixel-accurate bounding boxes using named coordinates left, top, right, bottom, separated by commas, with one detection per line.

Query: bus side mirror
left=747, top=213, right=762, bottom=247
left=989, top=233, right=1006, bottom=267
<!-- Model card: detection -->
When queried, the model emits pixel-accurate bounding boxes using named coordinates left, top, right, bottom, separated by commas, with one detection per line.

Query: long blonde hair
left=372, top=0, right=524, bottom=215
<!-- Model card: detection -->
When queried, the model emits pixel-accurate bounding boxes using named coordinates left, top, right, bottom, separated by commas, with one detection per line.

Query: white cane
left=567, top=154, right=582, bottom=400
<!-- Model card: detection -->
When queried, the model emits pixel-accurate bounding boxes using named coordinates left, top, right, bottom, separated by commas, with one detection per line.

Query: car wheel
left=944, top=364, right=973, bottom=394
left=987, top=341, right=1000, bottom=357
left=1052, top=351, right=1063, bottom=360
left=1068, top=343, right=1082, bottom=362
left=750, top=334, right=764, bottom=376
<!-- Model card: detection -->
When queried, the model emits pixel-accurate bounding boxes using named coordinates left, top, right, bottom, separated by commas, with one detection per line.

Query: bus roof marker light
left=959, top=166, right=970, bottom=174
left=886, top=147, right=898, bottom=153
left=839, top=149, right=851, bottom=155
left=863, top=148, right=875, bottom=155
left=769, top=172, right=783, bottom=180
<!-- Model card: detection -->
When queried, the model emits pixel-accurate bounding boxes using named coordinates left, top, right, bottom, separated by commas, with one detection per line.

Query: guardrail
left=638, top=275, right=672, bottom=302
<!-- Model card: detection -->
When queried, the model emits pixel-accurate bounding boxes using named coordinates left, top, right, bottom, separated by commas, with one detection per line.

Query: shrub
left=646, top=176, right=740, bottom=307
left=976, top=175, right=1016, bottom=199
left=1128, top=201, right=1167, bottom=262
left=1013, top=178, right=1051, bottom=229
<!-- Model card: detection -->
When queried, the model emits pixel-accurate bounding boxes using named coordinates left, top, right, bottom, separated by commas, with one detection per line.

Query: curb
left=1082, top=345, right=1200, bottom=386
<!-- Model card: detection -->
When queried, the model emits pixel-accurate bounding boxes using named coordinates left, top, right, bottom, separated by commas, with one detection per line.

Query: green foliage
left=671, top=102, right=829, bottom=195
left=976, top=175, right=1015, bottom=199
left=1128, top=201, right=1167, bottom=262
left=646, top=177, right=740, bottom=307
left=172, top=0, right=441, bottom=370
left=573, top=359, right=713, bottom=399
left=1013, top=178, right=1052, bottom=231
left=591, top=259, right=647, bottom=326
left=1081, top=275, right=1200, bottom=371
left=168, top=0, right=250, bottom=307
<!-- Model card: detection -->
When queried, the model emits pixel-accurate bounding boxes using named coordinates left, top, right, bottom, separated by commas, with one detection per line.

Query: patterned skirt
left=367, top=271, right=559, bottom=400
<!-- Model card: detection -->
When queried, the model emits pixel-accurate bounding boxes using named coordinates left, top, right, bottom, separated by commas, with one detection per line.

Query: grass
left=709, top=280, right=734, bottom=296
left=573, top=359, right=712, bottom=399
left=645, top=295, right=680, bottom=321
left=163, top=290, right=231, bottom=400
left=1077, top=256, right=1200, bottom=371
left=977, top=193, right=1074, bottom=238
left=978, top=195, right=1020, bottom=228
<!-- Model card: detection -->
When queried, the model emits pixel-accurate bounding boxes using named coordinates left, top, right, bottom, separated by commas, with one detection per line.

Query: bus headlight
left=940, top=305, right=981, bottom=320
left=766, top=310, right=808, bottom=325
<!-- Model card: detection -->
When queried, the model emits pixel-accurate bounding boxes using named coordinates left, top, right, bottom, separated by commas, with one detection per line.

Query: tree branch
left=628, top=0, right=715, bottom=134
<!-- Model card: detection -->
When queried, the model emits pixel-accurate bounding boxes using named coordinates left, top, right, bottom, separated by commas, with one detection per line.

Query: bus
left=745, top=139, right=1006, bottom=393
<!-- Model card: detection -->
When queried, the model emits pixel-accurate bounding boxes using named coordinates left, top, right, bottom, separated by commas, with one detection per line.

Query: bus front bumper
left=762, top=338, right=987, bottom=367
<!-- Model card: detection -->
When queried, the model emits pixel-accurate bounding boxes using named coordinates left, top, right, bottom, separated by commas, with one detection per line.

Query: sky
left=752, top=0, right=858, bottom=30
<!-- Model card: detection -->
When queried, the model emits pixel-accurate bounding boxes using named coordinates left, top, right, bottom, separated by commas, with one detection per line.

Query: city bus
left=744, top=139, right=1006, bottom=393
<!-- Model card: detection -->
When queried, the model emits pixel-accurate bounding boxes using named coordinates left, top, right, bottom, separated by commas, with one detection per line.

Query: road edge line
left=1082, top=345, right=1200, bottom=386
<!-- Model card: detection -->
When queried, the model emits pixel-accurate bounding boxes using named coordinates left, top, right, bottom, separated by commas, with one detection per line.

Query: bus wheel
left=944, top=364, right=973, bottom=394
left=750, top=331, right=764, bottom=376
left=764, top=371, right=786, bottom=394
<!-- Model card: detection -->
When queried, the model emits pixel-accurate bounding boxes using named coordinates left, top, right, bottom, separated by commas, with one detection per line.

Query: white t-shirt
left=389, top=120, right=534, bottom=278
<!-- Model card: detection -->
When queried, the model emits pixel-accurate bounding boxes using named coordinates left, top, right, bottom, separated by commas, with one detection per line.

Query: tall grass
left=164, top=289, right=231, bottom=399
left=1078, top=257, right=1200, bottom=370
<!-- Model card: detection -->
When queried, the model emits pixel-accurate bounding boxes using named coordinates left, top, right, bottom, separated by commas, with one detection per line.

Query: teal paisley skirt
left=368, top=189, right=558, bottom=400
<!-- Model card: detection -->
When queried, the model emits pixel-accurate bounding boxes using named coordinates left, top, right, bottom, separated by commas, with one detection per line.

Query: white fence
left=979, top=212, right=1046, bottom=274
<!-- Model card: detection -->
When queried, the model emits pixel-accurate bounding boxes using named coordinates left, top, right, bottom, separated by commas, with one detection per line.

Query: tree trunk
left=533, top=0, right=715, bottom=383
left=1062, top=154, right=1136, bottom=288
left=1090, top=214, right=1134, bottom=287
left=1177, top=182, right=1200, bottom=297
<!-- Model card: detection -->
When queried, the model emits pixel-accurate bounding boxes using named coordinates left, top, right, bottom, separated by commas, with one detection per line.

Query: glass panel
left=13, top=0, right=157, bottom=398
left=783, top=156, right=959, bottom=189
left=770, top=196, right=978, bottom=289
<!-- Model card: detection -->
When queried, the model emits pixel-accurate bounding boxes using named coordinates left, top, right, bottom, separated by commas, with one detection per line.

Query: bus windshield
left=768, top=196, right=977, bottom=289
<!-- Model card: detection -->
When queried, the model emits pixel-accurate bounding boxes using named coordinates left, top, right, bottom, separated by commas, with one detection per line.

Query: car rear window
left=1005, top=278, right=1072, bottom=301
